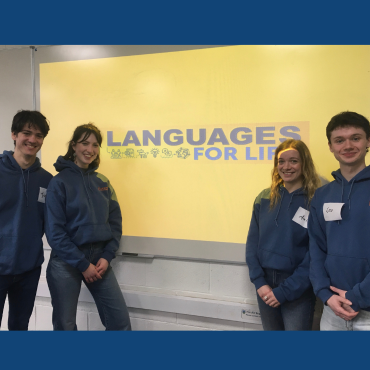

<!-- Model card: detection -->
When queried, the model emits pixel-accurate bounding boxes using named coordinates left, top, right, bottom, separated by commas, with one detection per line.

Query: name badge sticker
left=292, top=207, right=310, bottom=228
left=38, top=187, right=47, bottom=203
left=323, top=202, right=344, bottom=221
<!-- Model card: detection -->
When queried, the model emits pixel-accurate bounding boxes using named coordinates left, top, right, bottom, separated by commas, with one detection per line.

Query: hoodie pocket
left=258, top=248, right=293, bottom=271
left=72, top=223, right=112, bottom=245
left=324, top=254, right=370, bottom=291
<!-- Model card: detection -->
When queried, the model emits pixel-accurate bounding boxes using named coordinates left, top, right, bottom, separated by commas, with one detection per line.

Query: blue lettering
left=194, top=147, right=204, bottom=160
left=256, top=127, right=275, bottom=144
left=259, top=147, right=264, bottom=160
left=143, top=130, right=161, bottom=146
left=107, top=131, right=121, bottom=146
left=279, top=126, right=301, bottom=142
left=205, top=147, right=222, bottom=160
left=163, top=129, right=183, bottom=146
left=246, top=147, right=257, bottom=160
left=230, top=127, right=252, bottom=145
left=207, top=128, right=229, bottom=145
left=224, top=147, right=237, bottom=160
left=268, top=146, right=277, bottom=160
left=122, top=131, right=141, bottom=146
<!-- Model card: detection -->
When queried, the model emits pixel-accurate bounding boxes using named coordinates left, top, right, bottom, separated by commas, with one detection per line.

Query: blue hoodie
left=309, top=165, right=370, bottom=312
left=246, top=187, right=312, bottom=304
left=45, top=157, right=122, bottom=273
left=0, top=150, right=53, bottom=274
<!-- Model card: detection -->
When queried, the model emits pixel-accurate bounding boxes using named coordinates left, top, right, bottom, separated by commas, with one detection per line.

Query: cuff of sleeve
left=101, top=250, right=115, bottom=264
left=253, top=277, right=268, bottom=291
left=317, top=288, right=334, bottom=306
left=345, top=290, right=360, bottom=312
left=76, top=258, right=90, bottom=273
left=272, top=287, right=287, bottom=305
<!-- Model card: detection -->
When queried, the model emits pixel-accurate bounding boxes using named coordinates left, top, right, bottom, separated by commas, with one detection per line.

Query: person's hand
left=257, top=285, right=279, bottom=307
left=330, top=286, right=346, bottom=298
left=329, top=285, right=359, bottom=320
left=82, top=263, right=102, bottom=283
left=264, top=290, right=280, bottom=308
left=96, top=258, right=109, bottom=276
left=326, top=295, right=358, bottom=321
left=257, top=285, right=272, bottom=300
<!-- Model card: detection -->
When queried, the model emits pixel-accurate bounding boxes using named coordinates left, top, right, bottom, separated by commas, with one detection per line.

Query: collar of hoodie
left=53, top=156, right=97, bottom=204
left=1, top=151, right=41, bottom=208
left=274, top=186, right=305, bottom=227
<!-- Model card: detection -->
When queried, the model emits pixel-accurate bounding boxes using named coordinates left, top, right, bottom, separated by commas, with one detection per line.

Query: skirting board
left=36, top=281, right=261, bottom=325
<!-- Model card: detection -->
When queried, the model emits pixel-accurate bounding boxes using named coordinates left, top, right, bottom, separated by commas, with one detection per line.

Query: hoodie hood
left=331, top=166, right=370, bottom=210
left=54, top=155, right=98, bottom=174
left=53, top=156, right=98, bottom=204
left=1, top=150, right=41, bottom=173
left=331, top=165, right=370, bottom=184
left=1, top=150, right=43, bottom=207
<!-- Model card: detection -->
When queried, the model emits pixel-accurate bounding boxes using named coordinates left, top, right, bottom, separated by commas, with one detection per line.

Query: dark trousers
left=256, top=268, right=316, bottom=331
left=0, top=266, right=41, bottom=330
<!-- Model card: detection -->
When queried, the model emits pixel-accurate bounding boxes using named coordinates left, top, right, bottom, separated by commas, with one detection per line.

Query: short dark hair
left=326, top=111, right=370, bottom=143
left=11, top=110, right=50, bottom=145
left=64, top=123, right=103, bottom=168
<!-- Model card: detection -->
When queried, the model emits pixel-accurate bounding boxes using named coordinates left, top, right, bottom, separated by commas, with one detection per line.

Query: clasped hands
left=82, top=258, right=109, bottom=283
left=257, top=285, right=280, bottom=308
left=327, top=286, right=358, bottom=321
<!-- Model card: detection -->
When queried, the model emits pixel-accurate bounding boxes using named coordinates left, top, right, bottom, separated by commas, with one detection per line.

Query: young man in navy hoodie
left=308, top=111, right=370, bottom=330
left=0, top=110, right=52, bottom=330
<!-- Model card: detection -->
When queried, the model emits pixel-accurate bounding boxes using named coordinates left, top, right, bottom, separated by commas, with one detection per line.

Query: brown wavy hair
left=270, top=139, right=321, bottom=209
left=64, top=123, right=102, bottom=169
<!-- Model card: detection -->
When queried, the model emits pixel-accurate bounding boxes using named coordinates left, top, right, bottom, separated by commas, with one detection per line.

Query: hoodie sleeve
left=272, top=250, right=311, bottom=304
left=308, top=194, right=333, bottom=305
left=345, top=273, right=370, bottom=311
left=246, top=194, right=268, bottom=290
left=45, top=180, right=90, bottom=273
left=100, top=180, right=122, bottom=263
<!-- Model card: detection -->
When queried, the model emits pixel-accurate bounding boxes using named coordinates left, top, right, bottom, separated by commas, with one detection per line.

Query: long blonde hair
left=270, top=139, right=321, bottom=209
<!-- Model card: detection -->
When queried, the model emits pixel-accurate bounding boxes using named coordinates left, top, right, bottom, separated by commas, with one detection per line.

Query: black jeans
left=256, top=268, right=316, bottom=331
left=0, top=266, right=41, bottom=330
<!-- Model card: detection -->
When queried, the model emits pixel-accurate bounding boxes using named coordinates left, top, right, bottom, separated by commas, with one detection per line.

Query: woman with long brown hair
left=246, top=139, right=320, bottom=330
left=45, top=123, right=131, bottom=330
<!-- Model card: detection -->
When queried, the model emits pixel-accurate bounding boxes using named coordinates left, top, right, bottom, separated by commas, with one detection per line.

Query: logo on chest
left=98, top=187, right=108, bottom=191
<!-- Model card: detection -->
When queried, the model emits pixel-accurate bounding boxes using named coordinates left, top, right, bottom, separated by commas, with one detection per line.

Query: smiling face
left=329, top=126, right=370, bottom=168
left=277, top=148, right=303, bottom=190
left=12, top=123, right=44, bottom=159
left=72, top=132, right=100, bottom=169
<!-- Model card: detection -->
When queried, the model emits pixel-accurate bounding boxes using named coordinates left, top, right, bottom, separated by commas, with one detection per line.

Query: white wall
left=0, top=45, right=322, bottom=331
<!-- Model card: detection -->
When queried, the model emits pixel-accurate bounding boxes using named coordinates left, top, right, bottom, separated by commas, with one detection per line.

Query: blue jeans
left=256, top=269, right=315, bottom=331
left=0, top=266, right=41, bottom=330
left=47, top=243, right=131, bottom=331
left=321, top=305, right=370, bottom=331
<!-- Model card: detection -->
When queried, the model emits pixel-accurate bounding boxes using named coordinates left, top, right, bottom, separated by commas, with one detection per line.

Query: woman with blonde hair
left=246, top=139, right=320, bottom=330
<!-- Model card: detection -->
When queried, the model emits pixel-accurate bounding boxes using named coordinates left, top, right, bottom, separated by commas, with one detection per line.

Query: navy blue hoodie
left=309, top=165, right=370, bottom=312
left=0, top=151, right=53, bottom=274
left=246, top=187, right=312, bottom=304
left=45, top=157, right=122, bottom=273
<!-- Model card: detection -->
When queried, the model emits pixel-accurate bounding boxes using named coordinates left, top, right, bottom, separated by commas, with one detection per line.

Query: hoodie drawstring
left=287, top=193, right=295, bottom=209
left=348, top=180, right=355, bottom=210
left=274, top=190, right=284, bottom=227
left=21, top=169, right=30, bottom=207
left=87, top=173, right=92, bottom=190
left=80, top=172, right=92, bottom=204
